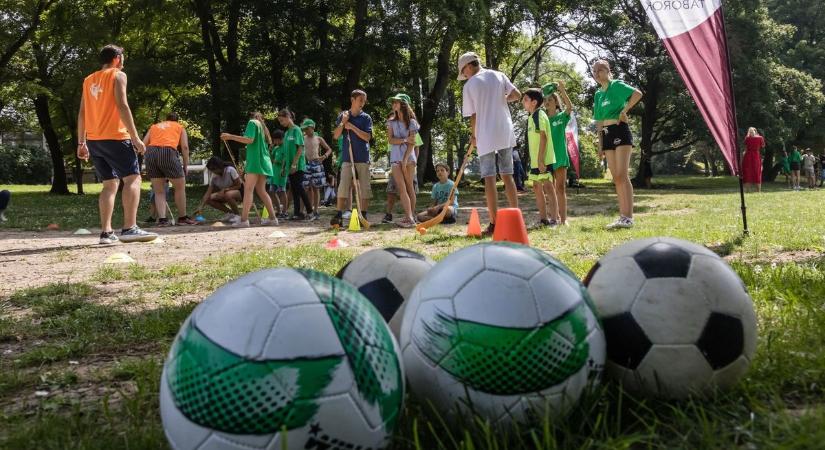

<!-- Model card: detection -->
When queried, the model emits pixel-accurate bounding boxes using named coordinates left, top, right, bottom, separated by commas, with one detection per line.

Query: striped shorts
left=303, top=160, right=327, bottom=188
left=145, top=146, right=184, bottom=179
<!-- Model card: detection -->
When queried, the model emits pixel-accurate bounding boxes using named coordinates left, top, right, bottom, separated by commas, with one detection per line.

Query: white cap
left=457, top=52, right=480, bottom=81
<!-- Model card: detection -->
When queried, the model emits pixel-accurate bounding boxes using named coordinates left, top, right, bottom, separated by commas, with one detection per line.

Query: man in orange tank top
left=77, top=44, right=157, bottom=244
left=143, top=113, right=195, bottom=225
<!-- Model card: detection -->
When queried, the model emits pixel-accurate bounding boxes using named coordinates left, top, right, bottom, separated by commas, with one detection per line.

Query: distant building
left=0, top=131, right=46, bottom=148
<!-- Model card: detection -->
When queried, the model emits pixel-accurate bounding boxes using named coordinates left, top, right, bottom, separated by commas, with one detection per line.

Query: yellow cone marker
left=261, top=207, right=269, bottom=219
left=104, top=253, right=135, bottom=264
left=348, top=209, right=361, bottom=231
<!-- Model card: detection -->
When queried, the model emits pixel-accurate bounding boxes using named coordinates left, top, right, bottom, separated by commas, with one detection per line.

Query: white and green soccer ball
left=400, top=242, right=605, bottom=425
left=160, top=269, right=404, bottom=450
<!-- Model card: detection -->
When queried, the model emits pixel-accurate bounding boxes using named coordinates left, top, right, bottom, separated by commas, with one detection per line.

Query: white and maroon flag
left=566, top=113, right=581, bottom=178
left=641, top=0, right=739, bottom=174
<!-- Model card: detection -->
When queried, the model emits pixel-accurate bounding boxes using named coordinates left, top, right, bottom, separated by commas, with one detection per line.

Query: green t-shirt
left=527, top=109, right=555, bottom=168
left=268, top=144, right=288, bottom=187
left=548, top=110, right=571, bottom=169
left=780, top=155, right=790, bottom=172
left=790, top=150, right=802, bottom=163
left=282, top=125, right=306, bottom=173
left=242, top=119, right=273, bottom=177
left=593, top=80, right=636, bottom=121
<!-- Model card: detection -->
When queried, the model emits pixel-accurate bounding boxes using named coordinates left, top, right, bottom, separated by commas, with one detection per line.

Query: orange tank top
left=82, top=68, right=130, bottom=141
left=146, top=121, right=183, bottom=148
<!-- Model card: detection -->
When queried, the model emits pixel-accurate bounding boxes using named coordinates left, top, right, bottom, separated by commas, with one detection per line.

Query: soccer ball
left=400, top=242, right=605, bottom=425
left=583, top=237, right=757, bottom=399
left=160, top=268, right=404, bottom=450
left=337, top=247, right=434, bottom=339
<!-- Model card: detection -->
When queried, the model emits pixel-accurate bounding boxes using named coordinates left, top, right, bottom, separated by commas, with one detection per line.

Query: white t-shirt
left=462, top=68, right=517, bottom=156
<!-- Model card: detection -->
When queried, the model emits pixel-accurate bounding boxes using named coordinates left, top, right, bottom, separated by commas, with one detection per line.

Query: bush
left=0, top=144, right=53, bottom=184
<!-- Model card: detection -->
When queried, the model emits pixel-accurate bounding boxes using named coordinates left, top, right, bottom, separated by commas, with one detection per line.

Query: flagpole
left=720, top=5, right=749, bottom=235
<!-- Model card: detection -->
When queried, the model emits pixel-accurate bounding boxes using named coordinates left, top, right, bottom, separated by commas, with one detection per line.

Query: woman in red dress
left=742, top=127, right=765, bottom=192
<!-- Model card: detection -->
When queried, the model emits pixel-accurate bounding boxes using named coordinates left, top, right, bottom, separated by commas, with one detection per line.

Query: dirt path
left=0, top=220, right=394, bottom=298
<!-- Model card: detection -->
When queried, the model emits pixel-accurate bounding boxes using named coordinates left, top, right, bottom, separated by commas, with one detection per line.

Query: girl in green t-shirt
left=220, top=112, right=278, bottom=227
left=543, top=79, right=575, bottom=226
left=591, top=59, right=643, bottom=230
left=277, top=108, right=314, bottom=220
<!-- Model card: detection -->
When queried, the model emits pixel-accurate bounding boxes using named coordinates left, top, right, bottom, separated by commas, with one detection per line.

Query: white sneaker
left=260, top=218, right=279, bottom=226
left=606, top=216, right=633, bottom=230
left=232, top=220, right=250, bottom=228
left=228, top=214, right=242, bottom=224
left=220, top=212, right=235, bottom=221
left=0, top=211, right=6, bottom=222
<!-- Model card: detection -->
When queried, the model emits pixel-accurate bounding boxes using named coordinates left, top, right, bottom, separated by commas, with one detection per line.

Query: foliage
left=0, top=144, right=52, bottom=184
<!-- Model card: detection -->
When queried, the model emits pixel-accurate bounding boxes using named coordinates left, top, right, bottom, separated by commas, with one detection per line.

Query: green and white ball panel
left=161, top=269, right=404, bottom=450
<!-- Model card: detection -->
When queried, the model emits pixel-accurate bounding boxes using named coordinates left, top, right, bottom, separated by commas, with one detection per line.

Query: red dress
left=742, top=136, right=764, bottom=184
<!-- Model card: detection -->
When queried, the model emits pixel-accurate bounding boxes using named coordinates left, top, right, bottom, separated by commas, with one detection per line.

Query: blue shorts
left=303, top=160, right=327, bottom=188
left=480, top=148, right=514, bottom=178
left=88, top=140, right=139, bottom=181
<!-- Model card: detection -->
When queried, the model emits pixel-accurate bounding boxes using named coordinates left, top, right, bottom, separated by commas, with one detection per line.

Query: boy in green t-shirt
left=268, top=129, right=289, bottom=218
left=521, top=88, right=559, bottom=227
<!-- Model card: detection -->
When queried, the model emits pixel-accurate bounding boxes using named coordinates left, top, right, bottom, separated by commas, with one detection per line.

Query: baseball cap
left=389, top=93, right=412, bottom=105
left=300, top=118, right=316, bottom=129
left=457, top=52, right=480, bottom=80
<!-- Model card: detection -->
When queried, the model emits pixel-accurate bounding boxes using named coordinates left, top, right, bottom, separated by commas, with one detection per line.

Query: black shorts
left=145, top=146, right=184, bottom=179
left=790, top=162, right=801, bottom=171
left=88, top=140, right=140, bottom=181
left=601, top=122, right=633, bottom=151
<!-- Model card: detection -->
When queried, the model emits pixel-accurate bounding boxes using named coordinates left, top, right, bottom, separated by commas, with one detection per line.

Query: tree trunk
left=34, top=94, right=69, bottom=194
left=194, top=0, right=223, bottom=155
left=761, top=146, right=775, bottom=182
left=341, top=0, right=369, bottom=107
left=59, top=101, right=84, bottom=194
left=418, top=33, right=456, bottom=184
left=634, top=69, right=659, bottom=188
left=317, top=2, right=331, bottom=142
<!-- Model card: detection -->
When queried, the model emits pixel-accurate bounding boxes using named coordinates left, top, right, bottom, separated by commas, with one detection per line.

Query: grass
left=1, top=176, right=825, bottom=448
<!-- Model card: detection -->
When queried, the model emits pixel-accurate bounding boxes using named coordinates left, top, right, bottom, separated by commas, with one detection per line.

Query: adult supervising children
left=331, top=89, right=373, bottom=227
left=220, top=112, right=278, bottom=227
left=77, top=44, right=157, bottom=244
left=143, top=112, right=196, bottom=225
left=544, top=80, right=574, bottom=225
left=458, top=51, right=521, bottom=236
left=591, top=59, right=643, bottom=229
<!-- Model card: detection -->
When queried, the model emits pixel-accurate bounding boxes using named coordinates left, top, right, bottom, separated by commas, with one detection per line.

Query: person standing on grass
left=591, top=59, right=643, bottom=229
left=789, top=146, right=802, bottom=190
left=522, top=88, right=558, bottom=227
left=278, top=109, right=314, bottom=220
left=268, top=129, right=289, bottom=219
left=383, top=132, right=422, bottom=224
left=220, top=112, right=278, bottom=227
left=779, top=149, right=791, bottom=189
left=544, top=80, right=574, bottom=225
left=458, top=51, right=521, bottom=236
left=77, top=44, right=157, bottom=245
left=802, top=148, right=816, bottom=189
left=197, top=156, right=242, bottom=221
left=332, top=89, right=373, bottom=227
left=300, top=119, right=332, bottom=218
left=143, top=113, right=196, bottom=225
left=386, top=93, right=420, bottom=228
left=741, top=127, right=765, bottom=193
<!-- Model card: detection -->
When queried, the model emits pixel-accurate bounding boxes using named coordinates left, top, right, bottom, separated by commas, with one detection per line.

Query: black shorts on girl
left=601, top=122, right=633, bottom=151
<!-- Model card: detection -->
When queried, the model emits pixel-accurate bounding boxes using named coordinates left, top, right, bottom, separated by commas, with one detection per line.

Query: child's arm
left=290, top=145, right=303, bottom=173
left=319, top=137, right=333, bottom=160
left=198, top=184, right=214, bottom=212
left=558, top=80, right=574, bottom=115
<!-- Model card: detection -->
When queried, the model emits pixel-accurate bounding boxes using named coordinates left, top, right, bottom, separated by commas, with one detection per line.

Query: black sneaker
left=156, top=218, right=172, bottom=227
left=99, top=231, right=119, bottom=245
left=382, top=213, right=393, bottom=224
left=482, top=223, right=495, bottom=237
left=120, top=226, right=158, bottom=243
left=330, top=214, right=342, bottom=227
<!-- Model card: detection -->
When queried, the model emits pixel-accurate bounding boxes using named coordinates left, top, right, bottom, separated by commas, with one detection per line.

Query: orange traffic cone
left=466, top=208, right=482, bottom=238
left=492, top=208, right=529, bottom=245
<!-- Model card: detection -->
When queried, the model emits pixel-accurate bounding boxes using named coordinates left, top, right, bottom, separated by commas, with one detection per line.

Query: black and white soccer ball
left=584, top=237, right=757, bottom=399
left=337, top=247, right=434, bottom=338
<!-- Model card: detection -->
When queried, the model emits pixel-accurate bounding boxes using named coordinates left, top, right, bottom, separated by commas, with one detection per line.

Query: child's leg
left=533, top=179, right=547, bottom=220
left=404, top=163, right=417, bottom=213
left=554, top=167, right=567, bottom=223
left=542, top=179, right=559, bottom=222
left=391, top=164, right=413, bottom=220
left=241, top=174, right=256, bottom=221
left=150, top=178, right=169, bottom=220
left=255, top=178, right=276, bottom=218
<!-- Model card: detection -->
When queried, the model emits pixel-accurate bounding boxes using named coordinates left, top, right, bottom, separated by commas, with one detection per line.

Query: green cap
left=389, top=93, right=412, bottom=105
left=542, top=83, right=558, bottom=97
left=300, top=118, right=316, bottom=129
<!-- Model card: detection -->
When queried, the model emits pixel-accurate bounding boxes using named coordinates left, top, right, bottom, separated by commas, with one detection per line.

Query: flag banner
left=566, top=113, right=581, bottom=178
left=641, top=0, right=739, bottom=174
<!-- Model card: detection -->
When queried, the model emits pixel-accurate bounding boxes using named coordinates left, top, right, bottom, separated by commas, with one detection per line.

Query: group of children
left=780, top=146, right=825, bottom=190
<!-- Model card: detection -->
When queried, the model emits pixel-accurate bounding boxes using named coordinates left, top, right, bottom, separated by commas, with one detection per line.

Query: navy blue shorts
left=87, top=140, right=140, bottom=181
